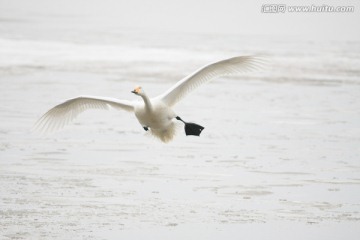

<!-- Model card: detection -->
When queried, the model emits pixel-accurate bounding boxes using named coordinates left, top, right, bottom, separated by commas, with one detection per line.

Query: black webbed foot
left=184, top=122, right=204, bottom=136
left=176, top=116, right=204, bottom=136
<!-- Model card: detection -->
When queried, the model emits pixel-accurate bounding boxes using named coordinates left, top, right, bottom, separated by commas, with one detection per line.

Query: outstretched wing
left=34, top=95, right=134, bottom=133
left=156, top=56, right=265, bottom=107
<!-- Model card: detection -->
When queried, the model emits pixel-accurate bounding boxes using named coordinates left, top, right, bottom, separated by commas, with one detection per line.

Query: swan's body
left=34, top=56, right=264, bottom=142
left=133, top=96, right=177, bottom=142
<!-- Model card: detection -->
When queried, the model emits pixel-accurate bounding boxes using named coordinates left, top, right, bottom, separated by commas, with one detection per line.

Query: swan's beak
left=132, top=86, right=141, bottom=95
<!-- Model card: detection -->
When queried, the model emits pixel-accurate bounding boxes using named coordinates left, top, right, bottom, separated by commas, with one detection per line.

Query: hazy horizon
left=0, top=0, right=359, bottom=41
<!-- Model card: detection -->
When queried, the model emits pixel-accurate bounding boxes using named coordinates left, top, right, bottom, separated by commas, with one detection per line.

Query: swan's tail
left=149, top=122, right=180, bottom=143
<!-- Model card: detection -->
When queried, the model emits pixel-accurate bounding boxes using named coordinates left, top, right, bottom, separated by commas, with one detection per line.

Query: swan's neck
left=140, top=93, right=152, bottom=111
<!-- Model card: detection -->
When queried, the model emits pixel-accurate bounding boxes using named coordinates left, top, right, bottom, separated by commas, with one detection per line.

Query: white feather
left=34, top=96, right=134, bottom=134
left=155, top=56, right=265, bottom=107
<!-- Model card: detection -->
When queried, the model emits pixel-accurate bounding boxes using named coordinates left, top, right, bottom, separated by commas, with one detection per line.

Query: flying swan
left=34, top=56, right=264, bottom=142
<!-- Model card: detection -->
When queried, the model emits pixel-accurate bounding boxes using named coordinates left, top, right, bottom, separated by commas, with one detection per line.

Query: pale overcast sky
left=1, top=0, right=359, bottom=40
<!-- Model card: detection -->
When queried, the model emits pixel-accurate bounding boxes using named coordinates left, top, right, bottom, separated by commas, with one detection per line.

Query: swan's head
left=131, top=86, right=143, bottom=96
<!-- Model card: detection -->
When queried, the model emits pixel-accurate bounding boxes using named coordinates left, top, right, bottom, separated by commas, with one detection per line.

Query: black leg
left=175, top=116, right=184, bottom=122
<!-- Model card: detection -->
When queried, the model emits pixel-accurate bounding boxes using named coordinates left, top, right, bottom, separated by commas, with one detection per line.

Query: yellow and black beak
left=131, top=86, right=141, bottom=95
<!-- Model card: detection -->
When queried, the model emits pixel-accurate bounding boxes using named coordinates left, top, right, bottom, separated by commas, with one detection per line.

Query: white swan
left=34, top=56, right=264, bottom=142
